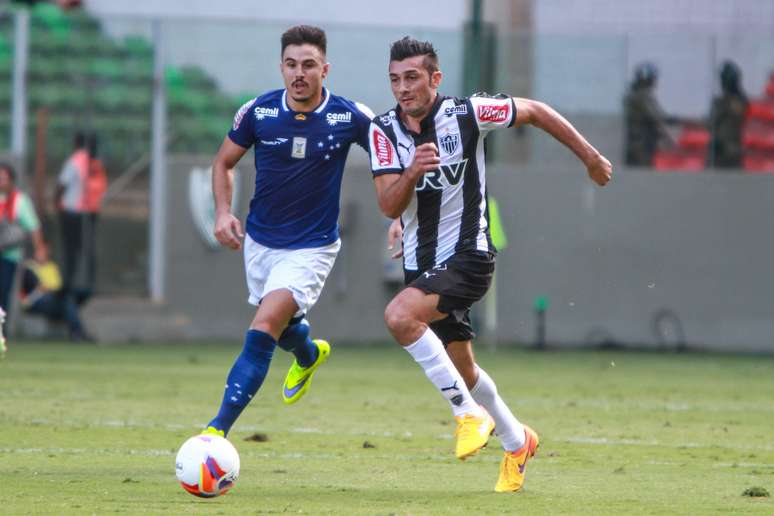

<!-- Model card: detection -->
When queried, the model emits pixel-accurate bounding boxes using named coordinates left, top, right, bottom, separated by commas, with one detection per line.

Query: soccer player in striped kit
left=369, top=37, right=612, bottom=492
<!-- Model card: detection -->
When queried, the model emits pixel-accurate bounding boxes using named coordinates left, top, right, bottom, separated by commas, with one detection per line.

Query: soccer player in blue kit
left=203, top=25, right=374, bottom=437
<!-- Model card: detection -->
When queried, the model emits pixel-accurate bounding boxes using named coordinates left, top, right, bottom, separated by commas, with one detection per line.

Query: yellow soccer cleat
left=495, top=424, right=540, bottom=492
left=454, top=409, right=495, bottom=460
left=282, top=339, right=330, bottom=405
left=201, top=426, right=225, bottom=437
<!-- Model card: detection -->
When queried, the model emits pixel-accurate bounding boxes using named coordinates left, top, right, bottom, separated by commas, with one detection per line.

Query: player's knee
left=384, top=297, right=415, bottom=335
left=249, top=318, right=286, bottom=340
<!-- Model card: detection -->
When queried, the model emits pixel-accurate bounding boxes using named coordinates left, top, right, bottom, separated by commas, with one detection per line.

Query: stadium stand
left=652, top=126, right=710, bottom=172
left=0, top=3, right=244, bottom=174
left=742, top=73, right=774, bottom=173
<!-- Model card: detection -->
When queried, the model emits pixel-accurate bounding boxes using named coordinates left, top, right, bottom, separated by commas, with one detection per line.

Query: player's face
left=281, top=44, right=329, bottom=105
left=389, top=56, right=442, bottom=118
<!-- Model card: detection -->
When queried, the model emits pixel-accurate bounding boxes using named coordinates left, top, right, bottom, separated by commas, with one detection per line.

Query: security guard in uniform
left=623, top=62, right=674, bottom=166
left=709, top=60, right=748, bottom=168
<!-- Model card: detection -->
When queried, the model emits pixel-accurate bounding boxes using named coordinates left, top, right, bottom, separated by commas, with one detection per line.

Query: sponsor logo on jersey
left=444, top=104, right=468, bottom=116
left=326, top=112, right=352, bottom=126
left=415, top=159, right=468, bottom=191
left=379, top=112, right=397, bottom=125
left=373, top=131, right=394, bottom=167
left=477, top=103, right=510, bottom=123
left=260, top=137, right=288, bottom=146
left=292, top=137, right=307, bottom=159
left=254, top=106, right=280, bottom=120
left=232, top=98, right=255, bottom=130
left=439, top=132, right=460, bottom=155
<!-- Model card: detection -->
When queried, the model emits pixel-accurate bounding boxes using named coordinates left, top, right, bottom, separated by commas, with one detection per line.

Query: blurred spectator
left=55, top=132, right=108, bottom=307
left=624, top=62, right=675, bottom=166
left=20, top=260, right=93, bottom=341
left=0, top=162, right=48, bottom=330
left=709, top=61, right=748, bottom=168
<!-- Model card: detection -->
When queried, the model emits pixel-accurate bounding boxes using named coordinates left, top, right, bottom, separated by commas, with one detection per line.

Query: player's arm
left=387, top=218, right=403, bottom=259
left=212, top=137, right=248, bottom=250
left=512, top=98, right=612, bottom=186
left=373, top=143, right=440, bottom=218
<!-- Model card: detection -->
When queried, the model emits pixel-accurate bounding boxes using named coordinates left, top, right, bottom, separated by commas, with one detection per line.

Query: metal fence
left=1, top=5, right=773, bottom=301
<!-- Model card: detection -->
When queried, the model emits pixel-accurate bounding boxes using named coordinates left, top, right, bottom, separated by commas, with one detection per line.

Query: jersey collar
left=281, top=87, right=331, bottom=115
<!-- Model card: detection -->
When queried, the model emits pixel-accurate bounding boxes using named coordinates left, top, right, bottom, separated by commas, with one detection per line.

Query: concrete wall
left=165, top=154, right=774, bottom=352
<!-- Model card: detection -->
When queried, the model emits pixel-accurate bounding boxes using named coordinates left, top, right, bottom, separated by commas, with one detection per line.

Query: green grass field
left=1, top=342, right=773, bottom=515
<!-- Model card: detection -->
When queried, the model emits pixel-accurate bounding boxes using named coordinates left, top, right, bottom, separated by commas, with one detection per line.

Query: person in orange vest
left=0, top=162, right=48, bottom=353
left=55, top=132, right=107, bottom=306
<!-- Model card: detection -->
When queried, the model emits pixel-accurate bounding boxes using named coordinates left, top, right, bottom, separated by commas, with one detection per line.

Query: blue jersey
left=229, top=88, right=373, bottom=249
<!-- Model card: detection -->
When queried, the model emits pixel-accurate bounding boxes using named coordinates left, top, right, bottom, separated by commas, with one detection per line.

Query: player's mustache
left=293, top=80, right=308, bottom=87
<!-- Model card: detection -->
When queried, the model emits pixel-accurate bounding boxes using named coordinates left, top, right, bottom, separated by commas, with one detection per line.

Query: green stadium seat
left=31, top=3, right=70, bottom=38
left=124, top=36, right=153, bottom=59
left=89, top=58, right=125, bottom=81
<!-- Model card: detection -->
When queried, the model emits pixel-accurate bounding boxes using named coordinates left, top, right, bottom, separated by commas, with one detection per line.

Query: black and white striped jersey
left=369, top=93, right=516, bottom=271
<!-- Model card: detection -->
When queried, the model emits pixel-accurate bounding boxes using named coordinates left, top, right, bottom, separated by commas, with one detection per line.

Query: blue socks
left=208, top=329, right=276, bottom=436
left=277, top=320, right=319, bottom=368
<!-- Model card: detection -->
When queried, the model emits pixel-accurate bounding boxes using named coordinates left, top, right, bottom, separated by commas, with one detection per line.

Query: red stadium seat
left=742, top=152, right=774, bottom=173
left=678, top=127, right=710, bottom=149
left=766, top=81, right=774, bottom=99
left=742, top=119, right=774, bottom=150
left=747, top=100, right=774, bottom=122
left=653, top=149, right=705, bottom=172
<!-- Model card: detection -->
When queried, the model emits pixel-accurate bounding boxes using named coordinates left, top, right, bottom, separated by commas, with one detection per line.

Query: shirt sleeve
left=227, top=97, right=257, bottom=148
left=368, top=122, right=403, bottom=176
left=58, top=159, right=77, bottom=187
left=468, top=95, right=517, bottom=134
left=353, top=101, right=375, bottom=151
left=15, top=193, right=40, bottom=232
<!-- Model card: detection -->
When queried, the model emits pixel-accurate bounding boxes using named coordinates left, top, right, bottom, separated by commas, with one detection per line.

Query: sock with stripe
left=404, top=328, right=482, bottom=418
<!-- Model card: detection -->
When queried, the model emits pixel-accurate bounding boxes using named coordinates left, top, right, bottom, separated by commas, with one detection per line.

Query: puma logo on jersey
left=415, top=159, right=468, bottom=191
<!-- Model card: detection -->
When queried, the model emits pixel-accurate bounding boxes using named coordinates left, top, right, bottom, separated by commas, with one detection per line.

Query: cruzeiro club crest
left=439, top=132, right=460, bottom=155
left=188, top=166, right=240, bottom=250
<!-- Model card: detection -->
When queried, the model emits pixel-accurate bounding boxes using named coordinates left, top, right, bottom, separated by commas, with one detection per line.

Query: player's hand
left=387, top=218, right=403, bottom=259
left=214, top=211, right=244, bottom=250
left=587, top=153, right=612, bottom=186
left=407, top=143, right=440, bottom=180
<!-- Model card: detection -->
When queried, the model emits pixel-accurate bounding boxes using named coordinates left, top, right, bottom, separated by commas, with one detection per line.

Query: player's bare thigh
left=384, top=287, right=448, bottom=345
left=249, top=289, right=298, bottom=340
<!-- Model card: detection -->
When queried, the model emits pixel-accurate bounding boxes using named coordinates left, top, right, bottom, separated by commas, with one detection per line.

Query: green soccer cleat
left=282, top=339, right=330, bottom=405
left=201, top=426, right=225, bottom=437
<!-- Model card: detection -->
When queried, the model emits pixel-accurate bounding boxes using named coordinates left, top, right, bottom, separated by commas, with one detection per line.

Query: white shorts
left=243, top=234, right=341, bottom=316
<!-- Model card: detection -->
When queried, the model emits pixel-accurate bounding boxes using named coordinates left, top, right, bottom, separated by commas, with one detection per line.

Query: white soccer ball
left=175, top=434, right=240, bottom=498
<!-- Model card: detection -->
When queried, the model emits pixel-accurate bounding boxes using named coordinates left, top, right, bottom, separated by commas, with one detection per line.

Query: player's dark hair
left=74, top=131, right=87, bottom=149
left=389, top=36, right=439, bottom=74
left=87, top=132, right=99, bottom=158
left=281, top=25, right=327, bottom=56
left=0, top=162, right=16, bottom=183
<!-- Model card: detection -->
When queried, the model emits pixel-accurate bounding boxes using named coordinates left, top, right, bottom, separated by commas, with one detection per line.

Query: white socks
left=404, top=329, right=482, bottom=418
left=470, top=366, right=525, bottom=451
